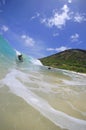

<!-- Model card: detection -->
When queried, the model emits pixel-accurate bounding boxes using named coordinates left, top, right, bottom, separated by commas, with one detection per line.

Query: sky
left=0, top=0, right=86, bottom=58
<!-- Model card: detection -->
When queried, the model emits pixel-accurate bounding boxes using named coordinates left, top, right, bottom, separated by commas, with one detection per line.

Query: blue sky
left=0, top=0, right=86, bottom=58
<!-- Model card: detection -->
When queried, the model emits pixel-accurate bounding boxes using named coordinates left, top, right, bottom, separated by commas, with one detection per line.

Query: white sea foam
left=15, top=49, right=21, bottom=56
left=15, top=49, right=43, bottom=66
left=1, top=69, right=86, bottom=130
left=30, top=57, right=43, bottom=66
left=63, top=79, right=86, bottom=86
left=63, top=69, right=86, bottom=78
left=67, top=101, right=86, bottom=116
left=33, top=59, right=43, bottom=66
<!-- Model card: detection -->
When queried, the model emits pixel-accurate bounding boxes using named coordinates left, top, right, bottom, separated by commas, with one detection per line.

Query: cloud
left=21, top=35, right=35, bottom=47
left=53, top=32, right=59, bottom=37
left=74, top=13, right=86, bottom=23
left=55, top=46, right=70, bottom=52
left=68, top=0, right=72, bottom=3
left=31, top=12, right=40, bottom=20
left=0, top=25, right=9, bottom=32
left=21, top=34, right=46, bottom=58
left=47, top=46, right=70, bottom=52
left=70, top=33, right=79, bottom=42
left=0, top=25, right=9, bottom=34
left=41, top=4, right=71, bottom=29
left=46, top=48, right=55, bottom=51
left=41, top=4, right=86, bottom=29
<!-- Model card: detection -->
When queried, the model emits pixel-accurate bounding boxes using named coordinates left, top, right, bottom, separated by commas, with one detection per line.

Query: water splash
left=0, top=36, right=86, bottom=130
left=2, top=69, right=86, bottom=130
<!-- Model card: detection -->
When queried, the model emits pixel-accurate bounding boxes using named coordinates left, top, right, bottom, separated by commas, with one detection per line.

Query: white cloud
left=41, top=4, right=71, bottom=29
left=68, top=0, right=72, bottom=3
left=47, top=46, right=70, bottom=52
left=41, top=4, right=86, bottom=30
left=21, top=35, right=46, bottom=58
left=21, top=35, right=35, bottom=47
left=53, top=32, right=59, bottom=37
left=74, top=13, right=86, bottom=23
left=70, top=33, right=79, bottom=42
left=56, top=46, right=69, bottom=52
left=1, top=25, right=8, bottom=32
left=31, top=12, right=40, bottom=20
left=46, top=48, right=54, bottom=51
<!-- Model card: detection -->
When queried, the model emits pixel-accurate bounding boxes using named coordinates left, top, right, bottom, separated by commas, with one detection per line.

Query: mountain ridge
left=40, top=49, right=86, bottom=73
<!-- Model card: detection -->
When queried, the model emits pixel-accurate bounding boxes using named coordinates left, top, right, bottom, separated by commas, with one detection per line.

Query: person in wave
left=48, top=67, right=51, bottom=70
left=18, top=54, right=23, bottom=62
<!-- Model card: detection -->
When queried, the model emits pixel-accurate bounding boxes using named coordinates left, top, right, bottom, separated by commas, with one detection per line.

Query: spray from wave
left=0, top=36, right=86, bottom=130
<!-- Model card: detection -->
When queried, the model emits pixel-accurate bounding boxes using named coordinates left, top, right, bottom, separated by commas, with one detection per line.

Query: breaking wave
left=0, top=36, right=86, bottom=130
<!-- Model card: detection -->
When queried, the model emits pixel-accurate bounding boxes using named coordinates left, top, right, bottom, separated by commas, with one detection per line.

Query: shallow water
left=0, top=67, right=86, bottom=130
left=0, top=36, right=86, bottom=130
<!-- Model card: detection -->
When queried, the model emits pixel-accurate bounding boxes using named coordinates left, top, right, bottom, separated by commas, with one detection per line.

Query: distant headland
left=40, top=49, right=86, bottom=73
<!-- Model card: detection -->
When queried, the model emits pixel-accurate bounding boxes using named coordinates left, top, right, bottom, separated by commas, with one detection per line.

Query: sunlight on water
left=0, top=36, right=86, bottom=130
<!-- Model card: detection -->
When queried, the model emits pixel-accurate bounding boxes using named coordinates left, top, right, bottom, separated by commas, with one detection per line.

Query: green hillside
left=40, top=49, right=86, bottom=73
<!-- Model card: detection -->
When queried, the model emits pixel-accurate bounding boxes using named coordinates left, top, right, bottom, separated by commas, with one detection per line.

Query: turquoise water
left=0, top=36, right=86, bottom=130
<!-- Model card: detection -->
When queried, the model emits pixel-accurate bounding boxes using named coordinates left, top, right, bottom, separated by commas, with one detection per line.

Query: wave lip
left=0, top=36, right=43, bottom=68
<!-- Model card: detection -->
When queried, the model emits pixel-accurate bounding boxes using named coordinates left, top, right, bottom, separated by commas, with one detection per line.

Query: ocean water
left=0, top=36, right=86, bottom=130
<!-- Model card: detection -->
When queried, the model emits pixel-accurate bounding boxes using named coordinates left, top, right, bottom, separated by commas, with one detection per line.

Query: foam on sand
left=2, top=69, right=86, bottom=130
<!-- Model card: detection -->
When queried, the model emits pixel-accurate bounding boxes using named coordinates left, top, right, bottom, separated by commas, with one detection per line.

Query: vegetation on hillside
left=40, top=49, right=86, bottom=73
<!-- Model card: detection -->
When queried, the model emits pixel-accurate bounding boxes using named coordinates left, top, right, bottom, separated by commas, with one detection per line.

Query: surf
left=0, top=36, right=86, bottom=130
